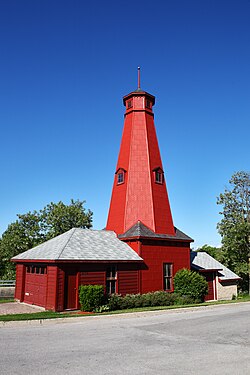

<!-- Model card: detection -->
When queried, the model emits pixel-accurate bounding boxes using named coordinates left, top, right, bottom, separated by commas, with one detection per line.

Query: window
left=117, top=172, right=124, bottom=184
left=146, top=99, right=151, bottom=108
left=163, top=263, right=173, bottom=291
left=106, top=266, right=117, bottom=294
left=26, top=265, right=47, bottom=274
left=154, top=170, right=164, bottom=184
left=116, top=168, right=126, bottom=185
left=127, top=100, right=132, bottom=109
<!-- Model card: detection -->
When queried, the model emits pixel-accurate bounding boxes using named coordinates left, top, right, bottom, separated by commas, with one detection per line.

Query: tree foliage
left=217, top=171, right=250, bottom=290
left=0, top=199, right=93, bottom=279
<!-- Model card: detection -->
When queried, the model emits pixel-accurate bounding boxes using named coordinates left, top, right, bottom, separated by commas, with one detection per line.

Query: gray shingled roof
left=12, top=228, right=143, bottom=262
left=190, top=251, right=240, bottom=281
left=118, top=221, right=193, bottom=241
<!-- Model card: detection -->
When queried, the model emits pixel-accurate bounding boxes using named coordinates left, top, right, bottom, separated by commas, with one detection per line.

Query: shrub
left=107, top=290, right=178, bottom=311
left=108, top=293, right=123, bottom=311
left=78, top=285, right=105, bottom=312
left=174, top=269, right=208, bottom=302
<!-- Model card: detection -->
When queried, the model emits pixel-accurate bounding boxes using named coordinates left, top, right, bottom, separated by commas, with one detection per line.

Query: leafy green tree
left=217, top=171, right=250, bottom=290
left=0, top=199, right=93, bottom=279
left=41, top=199, right=93, bottom=239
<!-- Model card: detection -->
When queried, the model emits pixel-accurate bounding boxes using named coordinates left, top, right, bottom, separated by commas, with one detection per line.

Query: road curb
left=1, top=301, right=250, bottom=328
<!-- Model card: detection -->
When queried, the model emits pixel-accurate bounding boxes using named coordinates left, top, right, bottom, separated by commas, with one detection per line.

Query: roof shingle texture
left=118, top=221, right=193, bottom=241
left=190, top=251, right=240, bottom=281
left=12, top=228, right=143, bottom=261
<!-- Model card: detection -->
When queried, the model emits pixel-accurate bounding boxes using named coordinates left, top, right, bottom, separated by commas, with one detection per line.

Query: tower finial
left=137, top=66, right=141, bottom=89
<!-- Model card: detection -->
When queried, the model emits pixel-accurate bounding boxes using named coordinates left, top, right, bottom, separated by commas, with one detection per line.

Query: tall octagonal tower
left=106, top=69, right=192, bottom=293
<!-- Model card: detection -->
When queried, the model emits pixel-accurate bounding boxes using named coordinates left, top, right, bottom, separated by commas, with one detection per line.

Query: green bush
left=174, top=269, right=208, bottom=302
left=78, top=285, right=105, bottom=312
left=107, top=290, right=178, bottom=311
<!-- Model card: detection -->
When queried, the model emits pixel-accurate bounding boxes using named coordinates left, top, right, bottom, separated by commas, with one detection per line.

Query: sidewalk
left=0, top=302, right=45, bottom=315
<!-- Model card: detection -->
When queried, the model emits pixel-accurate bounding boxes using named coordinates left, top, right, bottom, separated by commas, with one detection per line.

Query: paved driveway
left=1, top=302, right=250, bottom=374
left=0, top=302, right=45, bottom=315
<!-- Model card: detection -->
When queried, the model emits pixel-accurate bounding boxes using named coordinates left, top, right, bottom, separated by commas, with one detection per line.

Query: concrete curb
left=1, top=301, right=250, bottom=328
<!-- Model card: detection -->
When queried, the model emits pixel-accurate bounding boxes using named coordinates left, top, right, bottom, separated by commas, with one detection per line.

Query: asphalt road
left=1, top=303, right=250, bottom=375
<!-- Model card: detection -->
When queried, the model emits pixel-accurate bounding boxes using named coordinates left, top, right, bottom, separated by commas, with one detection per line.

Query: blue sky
left=0, top=0, right=249, bottom=248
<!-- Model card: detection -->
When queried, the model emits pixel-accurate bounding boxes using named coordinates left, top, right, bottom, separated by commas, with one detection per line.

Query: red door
left=24, top=267, right=47, bottom=307
left=65, top=271, right=77, bottom=310
left=204, top=272, right=215, bottom=301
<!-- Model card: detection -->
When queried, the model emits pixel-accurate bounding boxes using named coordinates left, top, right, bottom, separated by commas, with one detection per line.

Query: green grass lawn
left=0, top=296, right=249, bottom=322
left=0, top=299, right=15, bottom=304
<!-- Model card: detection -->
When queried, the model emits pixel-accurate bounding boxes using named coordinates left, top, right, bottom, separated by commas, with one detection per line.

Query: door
left=24, top=265, right=47, bottom=307
left=64, top=270, right=77, bottom=310
left=204, top=272, right=215, bottom=301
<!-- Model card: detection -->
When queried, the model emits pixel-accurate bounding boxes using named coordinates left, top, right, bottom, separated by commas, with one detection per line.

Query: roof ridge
left=57, top=228, right=76, bottom=259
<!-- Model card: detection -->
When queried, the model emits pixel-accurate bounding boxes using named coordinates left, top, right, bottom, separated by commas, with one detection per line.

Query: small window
left=26, top=266, right=30, bottom=273
left=106, top=266, right=117, bottom=294
left=163, top=263, right=173, bottom=291
left=117, top=171, right=124, bottom=184
left=155, top=170, right=163, bottom=184
left=127, top=100, right=132, bottom=109
left=146, top=99, right=151, bottom=108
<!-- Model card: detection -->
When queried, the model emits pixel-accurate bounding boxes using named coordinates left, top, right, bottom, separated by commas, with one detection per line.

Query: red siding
left=45, top=266, right=58, bottom=311
left=56, top=267, right=65, bottom=312
left=15, top=264, right=25, bottom=301
left=80, top=271, right=105, bottom=286
left=140, top=241, right=190, bottom=293
left=118, top=270, right=139, bottom=295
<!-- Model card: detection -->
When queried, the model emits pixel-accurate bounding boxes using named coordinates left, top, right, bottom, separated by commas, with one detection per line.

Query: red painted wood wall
left=15, top=264, right=25, bottom=301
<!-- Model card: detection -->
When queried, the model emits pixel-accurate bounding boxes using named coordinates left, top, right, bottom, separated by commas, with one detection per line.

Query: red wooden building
left=13, top=71, right=238, bottom=310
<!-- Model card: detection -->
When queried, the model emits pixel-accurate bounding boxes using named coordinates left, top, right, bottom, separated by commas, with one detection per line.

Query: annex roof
left=190, top=251, right=241, bottom=281
left=118, top=221, right=193, bottom=242
left=12, top=228, right=143, bottom=262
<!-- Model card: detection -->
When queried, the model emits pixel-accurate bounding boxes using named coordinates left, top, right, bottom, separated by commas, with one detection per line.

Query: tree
left=217, top=171, right=250, bottom=291
left=0, top=199, right=93, bottom=279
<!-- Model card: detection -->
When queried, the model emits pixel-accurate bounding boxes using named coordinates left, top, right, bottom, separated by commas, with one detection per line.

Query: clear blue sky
left=0, top=0, right=249, bottom=248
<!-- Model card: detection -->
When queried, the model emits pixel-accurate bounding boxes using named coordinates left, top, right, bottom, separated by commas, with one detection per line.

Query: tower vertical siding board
left=15, top=264, right=25, bottom=301
left=45, top=265, right=58, bottom=311
left=145, top=113, right=175, bottom=234
left=140, top=242, right=190, bottom=293
left=106, top=113, right=133, bottom=234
